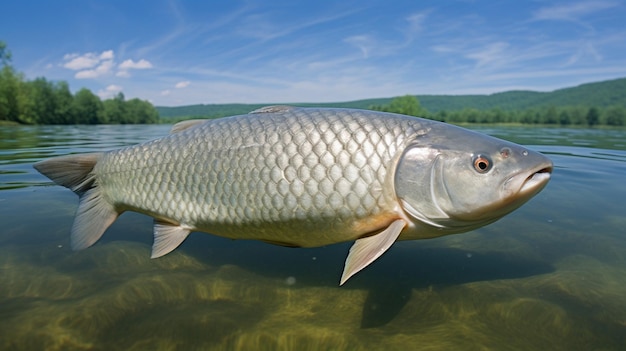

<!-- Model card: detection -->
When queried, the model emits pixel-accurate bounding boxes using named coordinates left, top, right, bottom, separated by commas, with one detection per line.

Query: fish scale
left=95, top=107, right=420, bottom=246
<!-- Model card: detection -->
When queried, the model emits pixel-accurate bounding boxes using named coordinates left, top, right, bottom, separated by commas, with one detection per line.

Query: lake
left=1, top=123, right=625, bottom=350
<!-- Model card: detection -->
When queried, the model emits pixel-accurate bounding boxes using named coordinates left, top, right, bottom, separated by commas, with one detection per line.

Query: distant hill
left=156, top=77, right=626, bottom=119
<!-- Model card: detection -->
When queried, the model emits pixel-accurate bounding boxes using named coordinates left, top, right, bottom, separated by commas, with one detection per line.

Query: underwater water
left=1, top=123, right=625, bottom=350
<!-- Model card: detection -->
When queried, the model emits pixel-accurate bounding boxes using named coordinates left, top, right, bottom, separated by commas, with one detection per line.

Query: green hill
left=156, top=77, right=626, bottom=119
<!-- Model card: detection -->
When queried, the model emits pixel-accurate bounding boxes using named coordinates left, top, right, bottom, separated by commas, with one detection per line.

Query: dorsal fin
left=248, top=105, right=296, bottom=114
left=170, top=119, right=206, bottom=134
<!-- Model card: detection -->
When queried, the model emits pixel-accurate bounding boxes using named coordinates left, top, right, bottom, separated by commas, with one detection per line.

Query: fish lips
left=505, top=161, right=553, bottom=200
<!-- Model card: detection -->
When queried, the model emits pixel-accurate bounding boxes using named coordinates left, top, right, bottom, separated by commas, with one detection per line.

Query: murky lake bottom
left=1, top=125, right=625, bottom=350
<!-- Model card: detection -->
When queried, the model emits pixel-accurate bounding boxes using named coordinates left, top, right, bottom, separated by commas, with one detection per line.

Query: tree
left=558, top=110, right=571, bottom=125
left=604, top=106, right=625, bottom=126
left=125, top=98, right=159, bottom=124
left=434, top=110, right=447, bottom=122
left=29, top=77, right=59, bottom=124
left=568, top=106, right=587, bottom=125
left=543, top=106, right=558, bottom=124
left=102, top=92, right=126, bottom=123
left=490, top=108, right=505, bottom=123
left=389, top=95, right=427, bottom=116
left=0, top=41, right=11, bottom=67
left=371, top=95, right=428, bottom=117
left=53, top=81, right=75, bottom=123
left=462, top=108, right=480, bottom=123
left=586, top=107, right=600, bottom=127
left=0, top=66, right=22, bottom=122
left=520, top=110, right=534, bottom=124
left=72, top=88, right=104, bottom=124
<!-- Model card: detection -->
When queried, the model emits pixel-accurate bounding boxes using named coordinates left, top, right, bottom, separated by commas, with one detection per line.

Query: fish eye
left=473, top=154, right=492, bottom=173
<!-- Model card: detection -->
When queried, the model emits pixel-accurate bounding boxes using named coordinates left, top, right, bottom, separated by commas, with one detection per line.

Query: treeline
left=371, top=95, right=625, bottom=126
left=0, top=41, right=159, bottom=125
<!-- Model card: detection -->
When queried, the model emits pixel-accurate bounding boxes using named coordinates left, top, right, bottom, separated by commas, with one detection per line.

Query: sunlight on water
left=1, top=124, right=626, bottom=350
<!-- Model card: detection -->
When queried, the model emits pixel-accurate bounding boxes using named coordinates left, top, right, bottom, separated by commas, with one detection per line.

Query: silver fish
left=33, top=106, right=553, bottom=284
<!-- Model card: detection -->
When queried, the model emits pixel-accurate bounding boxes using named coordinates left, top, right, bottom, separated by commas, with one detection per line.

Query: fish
left=33, top=106, right=553, bottom=285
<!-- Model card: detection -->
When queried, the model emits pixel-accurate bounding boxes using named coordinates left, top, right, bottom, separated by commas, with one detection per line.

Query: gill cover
left=394, top=144, right=449, bottom=228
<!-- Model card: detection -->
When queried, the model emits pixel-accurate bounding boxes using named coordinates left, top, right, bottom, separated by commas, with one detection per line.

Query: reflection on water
left=1, top=124, right=626, bottom=350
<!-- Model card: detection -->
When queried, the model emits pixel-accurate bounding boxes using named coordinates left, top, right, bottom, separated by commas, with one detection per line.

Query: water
left=1, top=124, right=625, bottom=350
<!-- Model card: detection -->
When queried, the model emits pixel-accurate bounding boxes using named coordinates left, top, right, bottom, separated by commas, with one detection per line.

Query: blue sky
left=2, top=0, right=625, bottom=106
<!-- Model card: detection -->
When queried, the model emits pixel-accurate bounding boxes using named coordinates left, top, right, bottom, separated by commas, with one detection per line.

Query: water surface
left=1, top=124, right=625, bottom=350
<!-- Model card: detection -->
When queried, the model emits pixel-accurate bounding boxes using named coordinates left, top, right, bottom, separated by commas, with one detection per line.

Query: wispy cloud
left=533, top=1, right=618, bottom=21
left=175, top=81, right=190, bottom=88
left=464, top=42, right=511, bottom=68
left=343, top=35, right=374, bottom=58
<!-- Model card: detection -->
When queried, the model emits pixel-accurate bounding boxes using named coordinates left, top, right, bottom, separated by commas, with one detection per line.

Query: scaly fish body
left=97, top=107, right=412, bottom=246
left=34, top=106, right=553, bottom=284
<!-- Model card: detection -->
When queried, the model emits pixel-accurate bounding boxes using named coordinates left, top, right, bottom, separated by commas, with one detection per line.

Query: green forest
left=1, top=39, right=625, bottom=126
left=0, top=42, right=159, bottom=125
left=370, top=95, right=625, bottom=126
left=158, top=80, right=626, bottom=126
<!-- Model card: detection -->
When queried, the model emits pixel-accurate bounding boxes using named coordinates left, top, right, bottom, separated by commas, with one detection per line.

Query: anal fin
left=340, top=219, right=406, bottom=285
left=151, top=220, right=191, bottom=258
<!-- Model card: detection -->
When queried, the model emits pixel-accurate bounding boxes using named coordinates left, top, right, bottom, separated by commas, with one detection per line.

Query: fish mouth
left=518, top=163, right=553, bottom=195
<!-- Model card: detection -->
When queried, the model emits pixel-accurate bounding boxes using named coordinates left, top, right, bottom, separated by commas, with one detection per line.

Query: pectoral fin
left=151, top=220, right=191, bottom=258
left=340, top=219, right=406, bottom=285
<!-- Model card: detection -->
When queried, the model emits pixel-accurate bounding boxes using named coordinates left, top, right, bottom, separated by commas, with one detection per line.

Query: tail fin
left=33, top=153, right=119, bottom=250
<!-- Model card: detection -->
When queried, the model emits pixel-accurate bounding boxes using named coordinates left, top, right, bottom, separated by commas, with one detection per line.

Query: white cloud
left=62, top=50, right=114, bottom=70
left=63, top=55, right=100, bottom=70
left=75, top=60, right=114, bottom=79
left=175, top=81, right=190, bottom=88
left=161, top=90, right=171, bottom=96
left=97, top=84, right=123, bottom=99
left=119, top=59, right=153, bottom=69
left=100, top=50, right=114, bottom=60
left=61, top=51, right=153, bottom=79
left=106, top=84, right=123, bottom=92
left=75, top=70, right=98, bottom=79
left=62, top=50, right=115, bottom=78
left=116, top=59, right=153, bottom=78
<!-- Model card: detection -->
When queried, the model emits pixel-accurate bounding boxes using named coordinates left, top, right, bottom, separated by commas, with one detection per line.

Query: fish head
left=394, top=125, right=553, bottom=234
